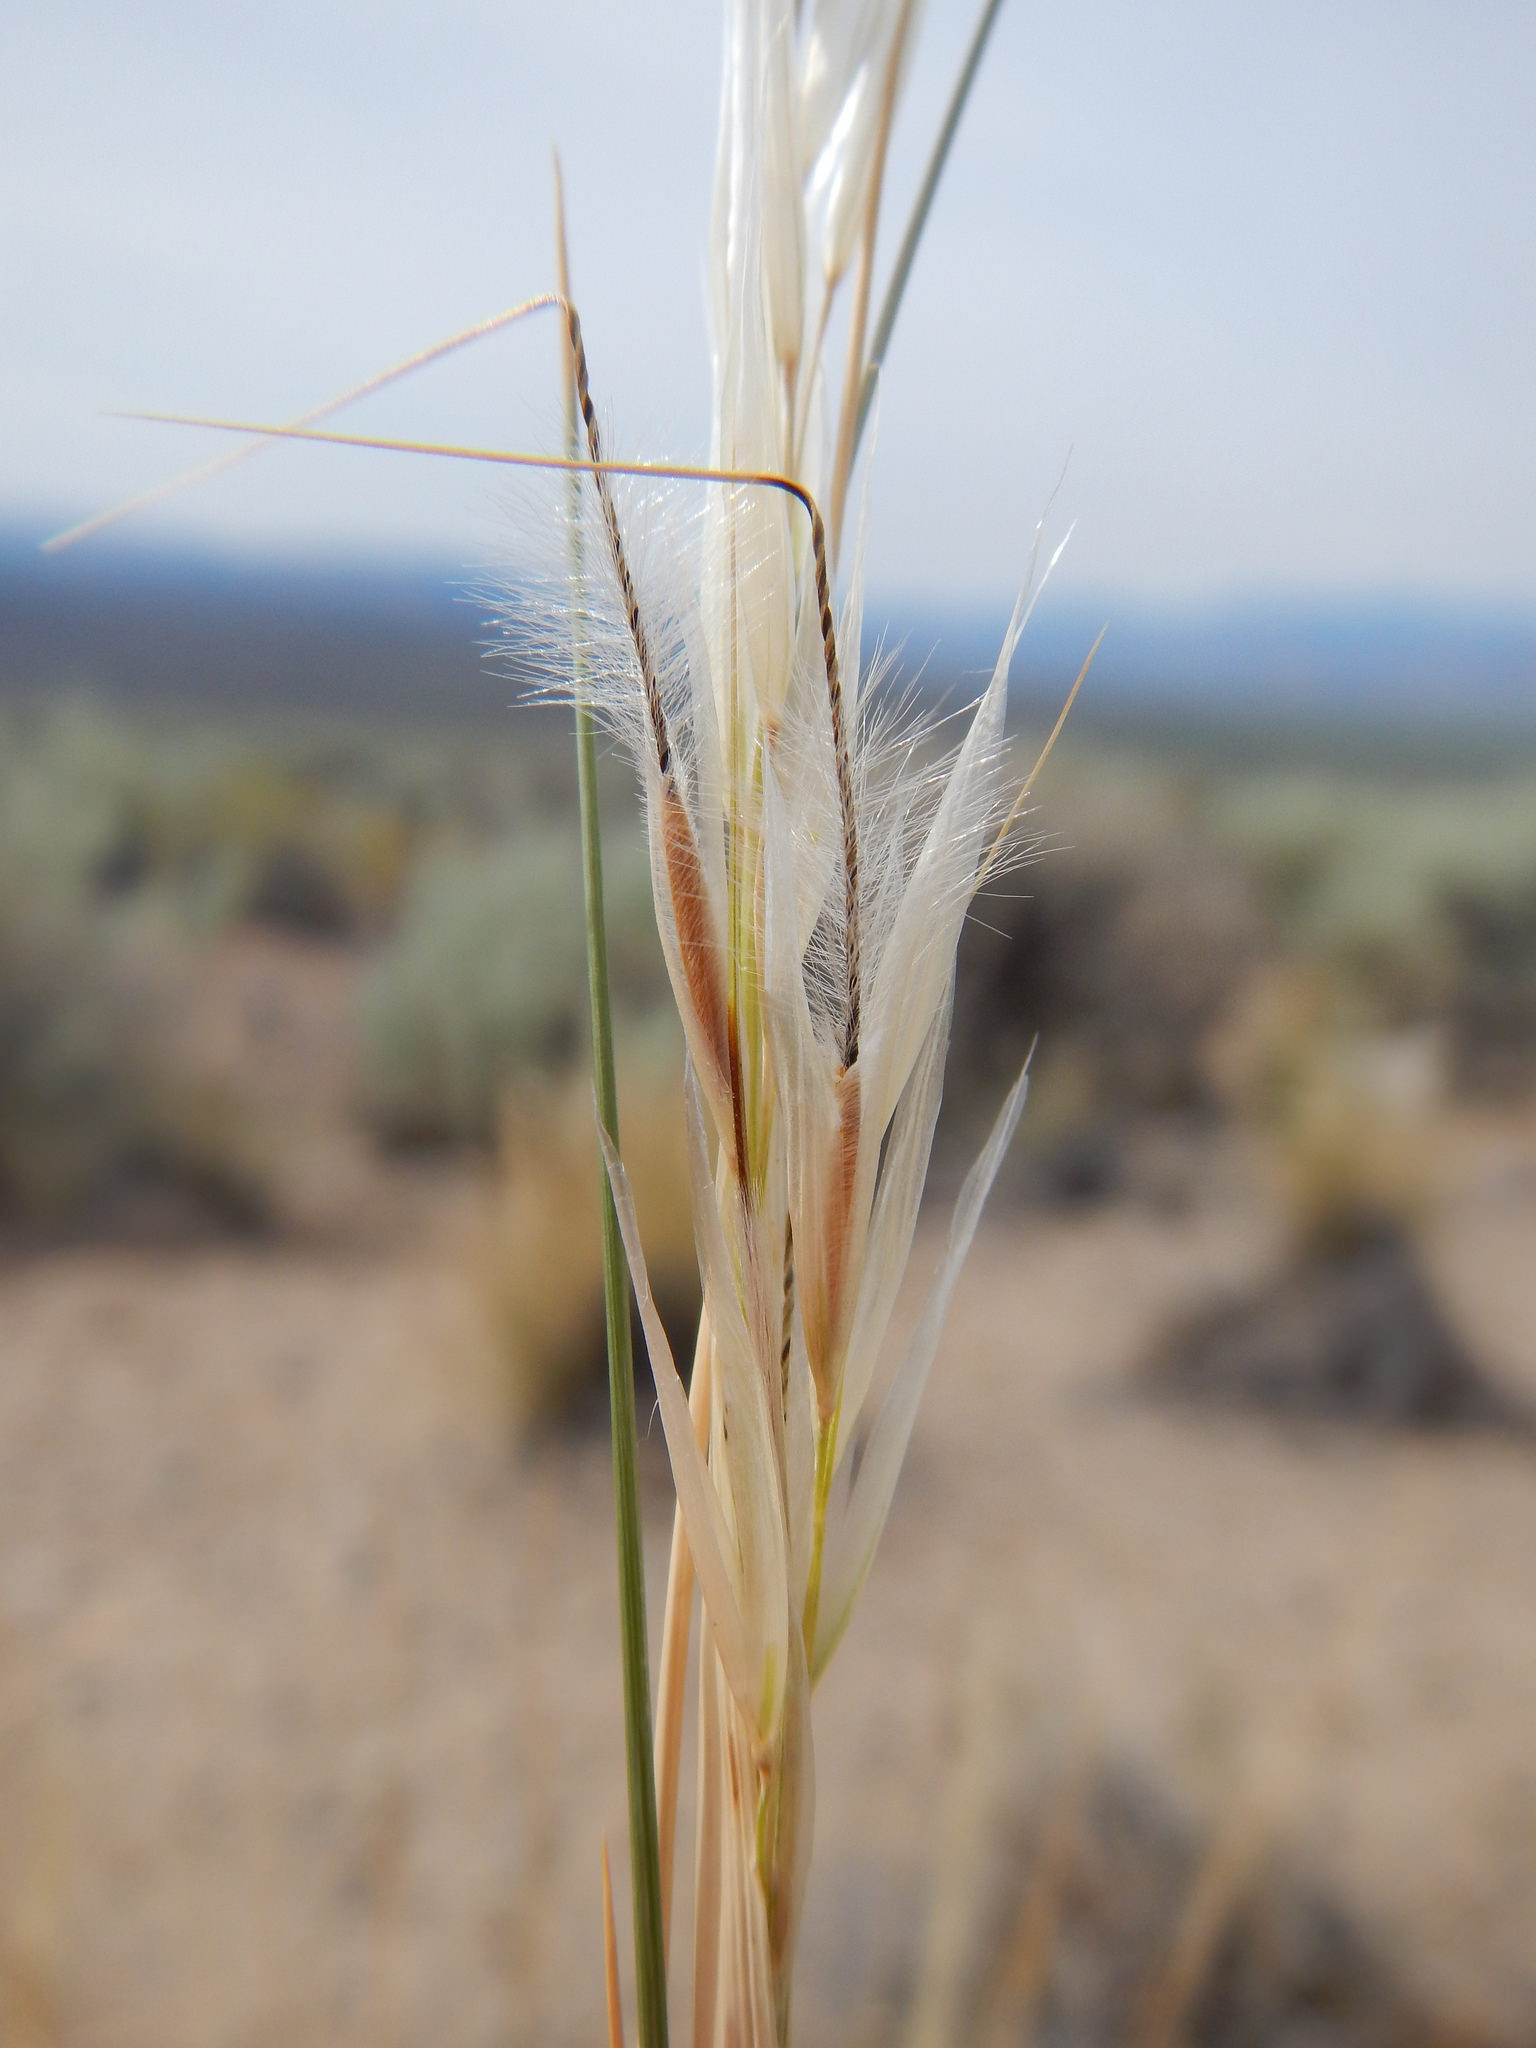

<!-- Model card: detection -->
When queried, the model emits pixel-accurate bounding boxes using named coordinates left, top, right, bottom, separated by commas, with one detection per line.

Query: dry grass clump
left=904, top=1743, right=1496, bottom=2048
left=473, top=1049, right=698, bottom=1434
left=1157, top=962, right=1534, bottom=1433
left=1209, top=962, right=1437, bottom=1258
left=0, top=1666, right=67, bottom=2048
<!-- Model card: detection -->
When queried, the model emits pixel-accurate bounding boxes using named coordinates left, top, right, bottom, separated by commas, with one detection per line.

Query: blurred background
left=3, top=4, right=1536, bottom=2044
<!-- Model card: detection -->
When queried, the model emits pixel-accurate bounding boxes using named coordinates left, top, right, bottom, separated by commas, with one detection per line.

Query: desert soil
left=2, top=1129, right=1535, bottom=2047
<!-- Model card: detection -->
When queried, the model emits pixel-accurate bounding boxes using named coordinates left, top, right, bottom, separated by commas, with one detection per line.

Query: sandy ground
left=2, top=1136, right=1536, bottom=2046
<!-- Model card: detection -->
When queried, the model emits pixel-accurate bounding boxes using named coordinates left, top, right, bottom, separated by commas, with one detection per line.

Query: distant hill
left=4, top=526, right=1533, bottom=741
left=0, top=528, right=502, bottom=721
left=902, top=595, right=1536, bottom=731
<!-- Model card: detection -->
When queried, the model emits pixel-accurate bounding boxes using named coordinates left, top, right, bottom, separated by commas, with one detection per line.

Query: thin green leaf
left=852, top=0, right=1008, bottom=460
left=556, top=157, right=671, bottom=2048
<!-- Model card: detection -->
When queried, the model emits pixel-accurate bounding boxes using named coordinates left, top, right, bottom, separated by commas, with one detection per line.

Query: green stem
left=852, top=0, right=1008, bottom=461
left=576, top=694, right=670, bottom=2048
left=559, top=171, right=670, bottom=2048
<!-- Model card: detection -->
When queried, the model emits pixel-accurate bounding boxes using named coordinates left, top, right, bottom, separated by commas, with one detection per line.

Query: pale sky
left=4, top=2, right=1534, bottom=610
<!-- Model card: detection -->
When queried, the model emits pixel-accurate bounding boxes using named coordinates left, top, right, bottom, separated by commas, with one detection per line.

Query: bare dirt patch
left=1, top=1142, right=1535, bottom=2045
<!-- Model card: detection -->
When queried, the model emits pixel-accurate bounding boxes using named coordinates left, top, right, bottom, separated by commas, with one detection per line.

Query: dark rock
left=247, top=840, right=354, bottom=938
left=957, top=1760, right=1505, bottom=2048
left=1148, top=1229, right=1530, bottom=1433
left=1444, top=877, right=1536, bottom=1101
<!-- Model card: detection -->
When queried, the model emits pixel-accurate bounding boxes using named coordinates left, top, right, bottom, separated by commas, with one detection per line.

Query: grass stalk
left=556, top=161, right=670, bottom=2048
left=828, top=0, right=915, bottom=555
left=800, top=1406, right=840, bottom=1666
left=852, top=0, right=1009, bottom=463
left=692, top=1629, right=724, bottom=2047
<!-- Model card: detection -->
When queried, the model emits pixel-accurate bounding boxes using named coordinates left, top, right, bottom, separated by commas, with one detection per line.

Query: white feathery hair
left=499, top=2, right=1056, bottom=2033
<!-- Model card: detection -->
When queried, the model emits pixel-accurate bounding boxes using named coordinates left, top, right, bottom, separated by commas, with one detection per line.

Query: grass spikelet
left=51, top=2, right=1072, bottom=2033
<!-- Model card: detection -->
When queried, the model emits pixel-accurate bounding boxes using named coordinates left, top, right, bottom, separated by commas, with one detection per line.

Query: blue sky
left=4, top=2, right=1534, bottom=611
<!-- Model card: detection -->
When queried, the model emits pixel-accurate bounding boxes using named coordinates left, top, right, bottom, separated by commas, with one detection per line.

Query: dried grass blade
left=976, top=623, right=1105, bottom=888
left=602, top=1836, right=628, bottom=2048
left=597, top=1124, right=756, bottom=1713
left=42, top=292, right=562, bottom=554
left=693, top=1628, right=724, bottom=2048
left=655, top=1310, right=713, bottom=1960
left=813, top=1052, right=1032, bottom=1677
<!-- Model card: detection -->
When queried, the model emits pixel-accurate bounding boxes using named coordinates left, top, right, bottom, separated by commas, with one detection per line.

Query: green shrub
left=1210, top=769, right=1536, bottom=1017
left=1443, top=871, right=1536, bottom=1098
left=358, top=823, right=668, bottom=1146
left=0, top=895, right=271, bottom=1233
left=0, top=900, right=141, bottom=1222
